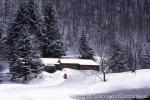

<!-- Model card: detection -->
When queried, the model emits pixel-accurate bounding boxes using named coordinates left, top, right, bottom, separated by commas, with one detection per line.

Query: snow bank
left=0, top=70, right=73, bottom=100
left=29, top=71, right=65, bottom=86
left=83, top=69, right=150, bottom=95
left=0, top=68, right=150, bottom=100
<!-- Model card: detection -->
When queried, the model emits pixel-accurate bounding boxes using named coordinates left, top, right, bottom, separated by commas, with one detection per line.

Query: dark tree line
left=0, top=0, right=149, bottom=46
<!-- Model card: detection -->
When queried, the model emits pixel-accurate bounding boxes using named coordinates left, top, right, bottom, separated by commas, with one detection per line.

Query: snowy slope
left=0, top=69, right=150, bottom=100
left=29, top=71, right=65, bottom=86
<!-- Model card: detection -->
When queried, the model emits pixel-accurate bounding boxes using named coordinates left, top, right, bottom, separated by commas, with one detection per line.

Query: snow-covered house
left=41, top=58, right=99, bottom=72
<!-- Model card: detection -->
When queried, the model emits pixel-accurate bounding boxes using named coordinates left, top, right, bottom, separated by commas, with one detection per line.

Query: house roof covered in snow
left=60, top=59, right=99, bottom=66
left=41, top=58, right=99, bottom=66
left=41, top=58, right=59, bottom=66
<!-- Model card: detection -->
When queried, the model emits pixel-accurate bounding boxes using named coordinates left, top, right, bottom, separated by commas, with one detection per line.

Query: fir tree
left=7, top=0, right=42, bottom=49
left=7, top=0, right=43, bottom=82
left=0, top=28, right=2, bottom=39
left=79, top=31, right=94, bottom=59
left=139, top=49, right=150, bottom=69
left=0, top=24, right=3, bottom=39
left=10, top=26, right=43, bottom=82
left=42, top=3, right=65, bottom=58
left=108, top=43, right=130, bottom=73
left=0, top=64, right=4, bottom=72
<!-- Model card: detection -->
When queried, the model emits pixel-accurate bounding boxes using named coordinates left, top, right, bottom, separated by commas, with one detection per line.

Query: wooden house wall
left=61, top=64, right=80, bottom=69
left=79, top=65, right=99, bottom=71
left=44, top=63, right=99, bottom=72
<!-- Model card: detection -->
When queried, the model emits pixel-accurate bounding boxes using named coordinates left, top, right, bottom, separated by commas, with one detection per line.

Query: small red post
left=64, top=73, right=67, bottom=79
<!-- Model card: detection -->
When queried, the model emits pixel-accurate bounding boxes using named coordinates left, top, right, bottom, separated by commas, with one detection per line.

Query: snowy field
left=0, top=68, right=150, bottom=100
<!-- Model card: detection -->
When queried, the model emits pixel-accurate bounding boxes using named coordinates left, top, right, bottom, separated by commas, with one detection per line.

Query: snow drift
left=0, top=68, right=150, bottom=100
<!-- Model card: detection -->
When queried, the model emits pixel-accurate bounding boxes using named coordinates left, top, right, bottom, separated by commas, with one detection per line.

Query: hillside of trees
left=0, top=0, right=150, bottom=45
left=0, top=0, right=149, bottom=82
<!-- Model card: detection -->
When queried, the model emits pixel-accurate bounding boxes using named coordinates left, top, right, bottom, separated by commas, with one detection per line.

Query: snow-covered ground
left=0, top=68, right=150, bottom=100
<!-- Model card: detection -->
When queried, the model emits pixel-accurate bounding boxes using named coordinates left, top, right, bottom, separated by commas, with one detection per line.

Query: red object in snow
left=64, top=74, right=67, bottom=79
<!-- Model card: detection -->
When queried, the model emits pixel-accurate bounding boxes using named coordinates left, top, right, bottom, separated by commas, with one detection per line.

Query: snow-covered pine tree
left=9, top=55, right=21, bottom=80
left=19, top=27, right=43, bottom=81
left=108, top=42, right=130, bottom=73
left=0, top=64, right=4, bottom=72
left=0, top=26, right=2, bottom=39
left=139, top=49, right=150, bottom=69
left=7, top=0, right=43, bottom=49
left=9, top=27, right=43, bottom=82
left=42, top=2, right=65, bottom=58
left=79, top=31, right=94, bottom=59
left=7, top=0, right=43, bottom=82
left=0, top=23, right=3, bottom=39
left=8, top=27, right=30, bottom=80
